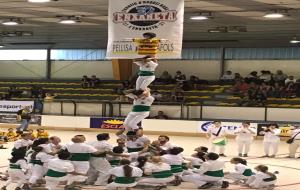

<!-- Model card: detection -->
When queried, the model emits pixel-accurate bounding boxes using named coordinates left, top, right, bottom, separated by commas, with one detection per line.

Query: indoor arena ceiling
left=0, top=0, right=300, bottom=49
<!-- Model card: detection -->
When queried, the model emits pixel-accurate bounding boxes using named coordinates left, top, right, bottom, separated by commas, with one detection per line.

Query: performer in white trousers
left=161, top=147, right=185, bottom=177
left=134, top=56, right=158, bottom=91
left=246, top=165, right=277, bottom=188
left=65, top=135, right=98, bottom=185
left=260, top=124, right=281, bottom=158
left=225, top=157, right=253, bottom=183
left=123, top=88, right=154, bottom=131
left=45, top=151, right=75, bottom=190
left=138, top=156, right=175, bottom=187
left=206, top=121, right=227, bottom=157
left=182, top=153, right=227, bottom=189
left=106, top=159, right=143, bottom=189
left=87, top=133, right=113, bottom=186
left=288, top=125, right=300, bottom=158
left=234, top=122, right=256, bottom=157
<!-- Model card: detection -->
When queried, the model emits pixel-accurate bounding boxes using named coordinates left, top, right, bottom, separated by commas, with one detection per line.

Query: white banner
left=107, top=0, right=184, bottom=59
left=197, top=121, right=258, bottom=135
left=0, top=101, right=34, bottom=112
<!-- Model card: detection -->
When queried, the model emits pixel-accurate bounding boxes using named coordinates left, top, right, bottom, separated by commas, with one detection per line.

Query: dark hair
left=31, top=146, right=43, bottom=160
left=32, top=138, right=49, bottom=148
left=159, top=135, right=169, bottom=141
left=231, top=157, right=247, bottom=165
left=206, top=152, right=219, bottom=160
left=10, top=149, right=26, bottom=163
left=242, top=122, right=250, bottom=125
left=199, top=146, right=208, bottom=153
left=143, top=32, right=156, bottom=38
left=256, top=165, right=276, bottom=179
left=126, top=131, right=137, bottom=136
left=137, top=156, right=148, bottom=170
left=168, top=147, right=184, bottom=155
left=269, top=123, right=279, bottom=128
left=113, top=146, right=124, bottom=154
left=120, top=159, right=133, bottom=177
left=97, top=133, right=110, bottom=141
left=196, top=152, right=207, bottom=162
left=132, top=90, right=144, bottom=96
left=58, top=150, right=71, bottom=160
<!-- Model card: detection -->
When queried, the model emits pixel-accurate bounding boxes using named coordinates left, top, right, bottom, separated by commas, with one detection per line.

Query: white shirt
left=291, top=129, right=300, bottom=140
left=262, top=129, right=281, bottom=143
left=208, top=127, right=226, bottom=139
left=235, top=127, right=255, bottom=141
left=39, top=144, right=53, bottom=154
left=184, top=156, right=203, bottom=166
left=160, top=142, right=177, bottom=151
left=14, top=139, right=33, bottom=149
left=132, top=96, right=155, bottom=107
left=65, top=142, right=97, bottom=154
left=285, top=78, right=297, bottom=84
left=144, top=162, right=171, bottom=174
left=161, top=154, right=184, bottom=165
left=135, top=60, right=158, bottom=72
left=221, top=74, right=234, bottom=80
left=47, top=158, right=74, bottom=173
left=89, top=140, right=113, bottom=153
left=10, top=159, right=29, bottom=172
left=248, top=171, right=276, bottom=188
left=233, top=163, right=251, bottom=175
left=195, top=160, right=225, bottom=175
left=36, top=152, right=55, bottom=164
left=108, top=165, right=143, bottom=177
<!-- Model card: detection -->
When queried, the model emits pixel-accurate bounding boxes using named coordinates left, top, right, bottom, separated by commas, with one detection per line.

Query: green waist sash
left=109, top=160, right=120, bottom=166
left=152, top=170, right=173, bottom=178
left=170, top=165, right=183, bottom=173
left=114, top=177, right=136, bottom=184
left=46, top=169, right=67, bottom=178
left=70, top=153, right=91, bottom=161
left=204, top=170, right=224, bottom=177
left=263, top=176, right=277, bottom=182
left=127, top=147, right=143, bottom=153
left=243, top=169, right=253, bottom=176
left=9, top=164, right=21, bottom=169
left=91, top=152, right=106, bottom=158
left=132, top=105, right=150, bottom=112
left=138, top=70, right=155, bottom=76
left=30, top=160, right=43, bottom=165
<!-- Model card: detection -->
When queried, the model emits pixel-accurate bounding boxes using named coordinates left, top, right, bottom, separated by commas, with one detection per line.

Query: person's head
left=276, top=70, right=283, bottom=75
left=21, top=133, right=31, bottom=140
left=230, top=157, right=247, bottom=165
left=136, top=156, right=148, bottom=169
left=194, top=146, right=208, bottom=153
left=97, top=133, right=110, bottom=141
left=24, top=106, right=30, bottom=111
left=117, top=138, right=126, bottom=147
left=205, top=152, right=219, bottom=161
left=8, top=128, right=14, bottom=132
left=168, top=147, right=184, bottom=155
left=71, top=135, right=86, bottom=143
left=242, top=122, right=250, bottom=128
left=255, top=165, right=269, bottom=173
left=157, top=111, right=164, bottom=116
left=195, top=152, right=207, bottom=162
left=158, top=135, right=169, bottom=145
left=10, top=148, right=26, bottom=163
left=83, top=75, right=87, bottom=78
left=176, top=71, right=182, bottom=75
left=162, top=71, right=169, bottom=75
left=226, top=71, right=232, bottom=75
left=49, top=136, right=61, bottom=145
left=37, top=128, right=45, bottom=133
left=120, top=159, right=133, bottom=177
left=37, top=138, right=49, bottom=145
left=126, top=131, right=138, bottom=141
left=113, top=146, right=125, bottom=154
left=213, top=121, right=221, bottom=128
left=91, top=75, right=96, bottom=78
left=268, top=123, right=279, bottom=129
left=250, top=71, right=257, bottom=76
left=132, top=89, right=145, bottom=98
left=288, top=75, right=294, bottom=80
left=143, top=32, right=156, bottom=39
left=235, top=73, right=241, bottom=78
left=58, top=150, right=71, bottom=160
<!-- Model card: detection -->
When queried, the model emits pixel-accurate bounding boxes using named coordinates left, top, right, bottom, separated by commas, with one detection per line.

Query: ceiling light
left=59, top=19, right=76, bottom=24
left=263, top=13, right=284, bottom=18
left=2, top=18, right=23, bottom=26
left=0, top=44, right=4, bottom=48
left=58, top=16, right=81, bottom=24
left=28, top=0, right=51, bottom=2
left=290, top=36, right=300, bottom=44
left=190, top=16, right=209, bottom=20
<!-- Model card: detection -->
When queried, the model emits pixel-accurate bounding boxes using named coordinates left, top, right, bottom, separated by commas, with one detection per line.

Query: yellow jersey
left=133, top=38, right=160, bottom=55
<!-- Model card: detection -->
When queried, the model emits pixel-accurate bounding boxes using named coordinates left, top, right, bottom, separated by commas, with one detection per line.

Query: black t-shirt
left=17, top=109, right=31, bottom=120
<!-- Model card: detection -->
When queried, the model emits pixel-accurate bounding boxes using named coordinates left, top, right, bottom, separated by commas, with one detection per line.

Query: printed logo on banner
left=113, top=1, right=177, bottom=30
left=90, top=118, right=124, bottom=129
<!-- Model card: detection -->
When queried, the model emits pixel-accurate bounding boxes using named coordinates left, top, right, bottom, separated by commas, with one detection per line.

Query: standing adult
left=206, top=121, right=227, bottom=157
left=235, top=122, right=256, bottom=157
left=288, top=125, right=300, bottom=158
left=17, top=106, right=31, bottom=132
left=260, top=124, right=281, bottom=158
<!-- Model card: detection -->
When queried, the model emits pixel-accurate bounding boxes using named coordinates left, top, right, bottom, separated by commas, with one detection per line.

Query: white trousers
left=225, top=172, right=248, bottom=181
left=67, top=161, right=89, bottom=185
left=138, top=176, right=175, bottom=186
left=289, top=140, right=300, bottom=158
left=136, top=76, right=155, bottom=90
left=29, top=165, right=47, bottom=184
left=210, top=144, right=225, bottom=154
left=124, top=111, right=149, bottom=131
left=236, top=139, right=252, bottom=155
left=246, top=176, right=276, bottom=188
left=87, top=157, right=112, bottom=185
left=45, top=176, right=69, bottom=190
left=5, top=169, right=27, bottom=188
left=263, top=141, right=279, bottom=156
left=106, top=182, right=138, bottom=189
left=182, top=173, right=222, bottom=187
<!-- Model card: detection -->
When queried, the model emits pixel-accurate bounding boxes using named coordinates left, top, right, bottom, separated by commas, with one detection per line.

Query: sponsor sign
left=90, top=118, right=125, bottom=129
left=107, top=0, right=184, bottom=59
left=197, top=121, right=257, bottom=135
left=257, top=123, right=293, bottom=137
left=0, top=101, right=34, bottom=113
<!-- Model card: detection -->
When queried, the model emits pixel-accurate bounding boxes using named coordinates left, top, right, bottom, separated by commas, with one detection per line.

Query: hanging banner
left=107, top=0, right=184, bottom=59
left=0, top=101, right=34, bottom=113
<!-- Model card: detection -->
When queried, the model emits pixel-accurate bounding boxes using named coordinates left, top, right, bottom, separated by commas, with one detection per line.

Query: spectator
left=229, top=80, right=249, bottom=95
left=153, top=111, right=169, bottom=119
left=8, top=85, right=22, bottom=98
left=220, top=71, right=235, bottom=81
left=285, top=82, right=297, bottom=98
left=259, top=70, right=272, bottom=83
left=245, top=71, right=259, bottom=84
left=234, top=73, right=243, bottom=81
left=285, top=76, right=297, bottom=85
left=1, top=93, right=10, bottom=100
left=157, top=71, right=173, bottom=84
left=89, top=75, right=100, bottom=88
left=81, top=75, right=90, bottom=88
left=269, top=82, right=284, bottom=98
left=273, top=70, right=287, bottom=84
left=189, top=75, right=201, bottom=90
left=161, top=92, right=173, bottom=102
left=174, top=71, right=186, bottom=83
left=181, top=81, right=193, bottom=91
left=30, top=85, right=40, bottom=98
left=151, top=90, right=163, bottom=101
left=44, top=93, right=57, bottom=102
left=173, top=92, right=185, bottom=102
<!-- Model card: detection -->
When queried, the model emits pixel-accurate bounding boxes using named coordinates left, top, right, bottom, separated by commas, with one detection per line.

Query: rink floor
left=0, top=129, right=300, bottom=190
